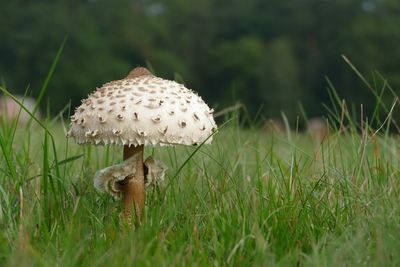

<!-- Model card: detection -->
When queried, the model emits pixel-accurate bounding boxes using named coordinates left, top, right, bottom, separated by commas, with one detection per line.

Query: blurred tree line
left=1, top=0, right=399, bottom=122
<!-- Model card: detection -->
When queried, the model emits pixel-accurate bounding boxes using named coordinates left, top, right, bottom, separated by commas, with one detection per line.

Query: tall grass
left=1, top=56, right=400, bottom=266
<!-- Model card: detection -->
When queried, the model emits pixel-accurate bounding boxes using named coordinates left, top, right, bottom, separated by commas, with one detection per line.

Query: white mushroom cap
left=68, top=67, right=217, bottom=146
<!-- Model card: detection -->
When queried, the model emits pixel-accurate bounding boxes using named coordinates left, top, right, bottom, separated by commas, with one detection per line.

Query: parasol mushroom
left=67, top=67, right=217, bottom=224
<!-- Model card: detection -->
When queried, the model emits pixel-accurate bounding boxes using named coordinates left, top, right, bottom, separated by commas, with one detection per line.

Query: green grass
left=1, top=50, right=400, bottom=265
left=0, top=113, right=400, bottom=266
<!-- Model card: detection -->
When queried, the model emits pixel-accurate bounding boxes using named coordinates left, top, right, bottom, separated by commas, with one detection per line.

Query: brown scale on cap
left=98, top=115, right=106, bottom=123
left=179, top=121, right=187, bottom=128
left=158, top=126, right=168, bottom=135
left=126, top=67, right=153, bottom=79
left=70, top=115, right=78, bottom=122
left=116, top=114, right=124, bottom=121
left=152, top=115, right=161, bottom=123
left=112, top=129, right=122, bottom=136
left=83, top=99, right=92, bottom=105
left=137, top=130, right=147, bottom=136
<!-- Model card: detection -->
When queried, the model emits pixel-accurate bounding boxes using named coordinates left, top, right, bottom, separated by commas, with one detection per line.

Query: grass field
left=1, top=108, right=400, bottom=266
left=1, top=51, right=400, bottom=266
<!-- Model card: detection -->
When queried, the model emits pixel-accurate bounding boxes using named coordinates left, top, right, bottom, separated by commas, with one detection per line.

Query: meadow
left=0, top=103, right=400, bottom=266
left=1, top=53, right=400, bottom=266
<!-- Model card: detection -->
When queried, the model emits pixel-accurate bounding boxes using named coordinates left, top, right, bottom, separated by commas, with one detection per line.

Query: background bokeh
left=1, top=0, right=399, bottom=123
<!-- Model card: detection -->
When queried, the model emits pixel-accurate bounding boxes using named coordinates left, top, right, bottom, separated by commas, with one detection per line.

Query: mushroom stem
left=119, top=67, right=150, bottom=225
left=121, top=144, right=145, bottom=225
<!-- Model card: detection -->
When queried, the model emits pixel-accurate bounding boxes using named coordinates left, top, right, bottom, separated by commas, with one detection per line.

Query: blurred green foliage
left=0, top=0, right=399, bottom=121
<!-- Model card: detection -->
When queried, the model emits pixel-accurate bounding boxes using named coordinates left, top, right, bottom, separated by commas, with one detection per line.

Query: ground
left=0, top=117, right=400, bottom=267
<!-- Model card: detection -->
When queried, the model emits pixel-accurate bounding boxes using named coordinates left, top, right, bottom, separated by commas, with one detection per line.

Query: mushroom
left=67, top=67, right=217, bottom=225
